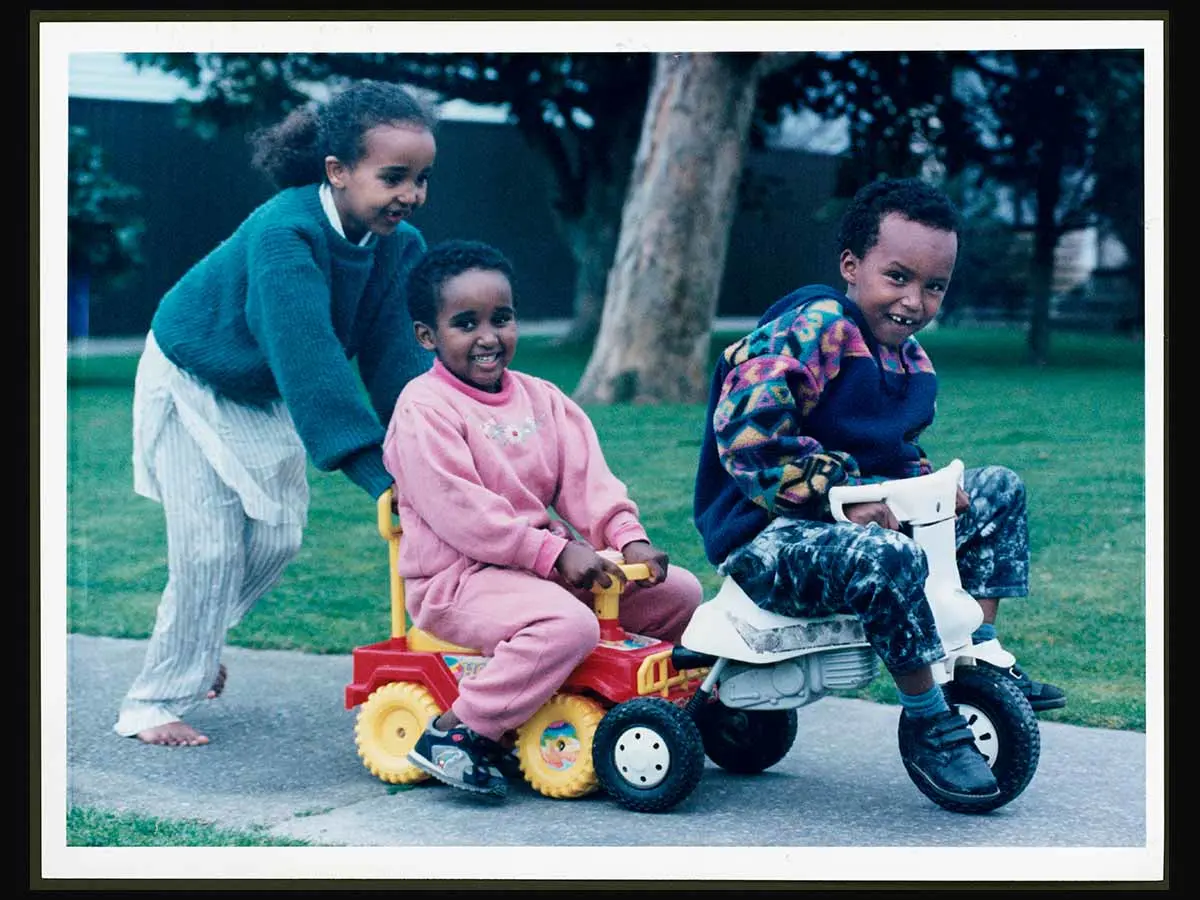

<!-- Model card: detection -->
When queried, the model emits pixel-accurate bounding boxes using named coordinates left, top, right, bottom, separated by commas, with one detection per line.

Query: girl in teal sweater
left=118, top=80, right=436, bottom=747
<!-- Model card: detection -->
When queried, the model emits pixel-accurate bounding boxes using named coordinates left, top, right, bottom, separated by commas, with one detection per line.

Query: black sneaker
left=495, top=747, right=523, bottom=781
left=407, top=719, right=508, bottom=798
left=978, top=661, right=1067, bottom=712
left=899, top=710, right=1000, bottom=802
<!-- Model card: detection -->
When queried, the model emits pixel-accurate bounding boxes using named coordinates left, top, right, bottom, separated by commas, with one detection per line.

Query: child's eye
left=492, top=311, right=514, bottom=327
left=888, top=271, right=908, bottom=284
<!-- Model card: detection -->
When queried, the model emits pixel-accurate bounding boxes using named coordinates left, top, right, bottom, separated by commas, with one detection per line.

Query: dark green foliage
left=68, top=125, right=144, bottom=279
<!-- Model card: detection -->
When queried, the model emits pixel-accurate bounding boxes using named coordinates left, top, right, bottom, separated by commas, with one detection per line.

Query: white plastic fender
left=828, top=459, right=983, bottom=653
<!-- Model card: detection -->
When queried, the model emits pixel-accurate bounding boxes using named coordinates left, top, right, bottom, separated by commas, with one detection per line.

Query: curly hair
left=249, top=79, right=439, bottom=190
left=406, top=239, right=516, bottom=328
left=836, top=177, right=962, bottom=260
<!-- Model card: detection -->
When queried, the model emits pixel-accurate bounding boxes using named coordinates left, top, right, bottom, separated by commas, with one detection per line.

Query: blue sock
left=898, top=683, right=950, bottom=719
left=972, top=622, right=997, bottom=644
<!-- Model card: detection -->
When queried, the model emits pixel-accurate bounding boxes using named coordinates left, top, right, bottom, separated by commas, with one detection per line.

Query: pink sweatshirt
left=381, top=360, right=649, bottom=586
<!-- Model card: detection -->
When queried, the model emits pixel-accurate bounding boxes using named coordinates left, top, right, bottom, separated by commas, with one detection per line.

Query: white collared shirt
left=319, top=182, right=374, bottom=247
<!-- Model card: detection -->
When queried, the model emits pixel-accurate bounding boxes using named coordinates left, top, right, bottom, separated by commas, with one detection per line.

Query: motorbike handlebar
left=828, top=459, right=965, bottom=524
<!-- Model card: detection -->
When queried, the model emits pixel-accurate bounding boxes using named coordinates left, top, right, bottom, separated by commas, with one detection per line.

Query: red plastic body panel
left=344, top=638, right=463, bottom=711
left=561, top=640, right=687, bottom=704
left=345, top=635, right=699, bottom=711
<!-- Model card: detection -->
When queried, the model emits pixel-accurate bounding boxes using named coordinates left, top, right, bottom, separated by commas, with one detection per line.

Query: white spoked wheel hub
left=956, top=701, right=999, bottom=769
left=611, top=725, right=672, bottom=789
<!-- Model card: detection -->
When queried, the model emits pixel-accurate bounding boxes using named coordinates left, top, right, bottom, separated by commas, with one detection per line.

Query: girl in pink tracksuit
left=381, top=239, right=703, bottom=797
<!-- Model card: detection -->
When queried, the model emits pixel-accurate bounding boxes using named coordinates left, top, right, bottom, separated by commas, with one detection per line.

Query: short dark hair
left=406, top=239, right=516, bottom=327
left=836, top=177, right=962, bottom=260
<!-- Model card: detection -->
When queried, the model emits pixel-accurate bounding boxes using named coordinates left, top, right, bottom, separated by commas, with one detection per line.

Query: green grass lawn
left=64, top=326, right=1151, bottom=732
left=66, top=806, right=310, bottom=847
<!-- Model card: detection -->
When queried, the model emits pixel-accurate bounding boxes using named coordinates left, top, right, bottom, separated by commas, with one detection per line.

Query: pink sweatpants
left=408, top=564, right=704, bottom=741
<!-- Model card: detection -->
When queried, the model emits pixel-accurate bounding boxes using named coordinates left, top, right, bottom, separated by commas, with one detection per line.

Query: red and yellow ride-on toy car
left=344, top=490, right=717, bottom=812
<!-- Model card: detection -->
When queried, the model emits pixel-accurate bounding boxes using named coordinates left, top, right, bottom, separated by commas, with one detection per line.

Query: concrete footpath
left=55, top=632, right=1164, bottom=882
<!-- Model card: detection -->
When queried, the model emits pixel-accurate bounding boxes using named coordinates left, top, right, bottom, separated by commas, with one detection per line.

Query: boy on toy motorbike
left=692, top=177, right=1066, bottom=806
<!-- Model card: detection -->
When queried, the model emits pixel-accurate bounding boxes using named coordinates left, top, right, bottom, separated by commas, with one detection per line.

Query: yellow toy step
left=406, top=627, right=481, bottom=655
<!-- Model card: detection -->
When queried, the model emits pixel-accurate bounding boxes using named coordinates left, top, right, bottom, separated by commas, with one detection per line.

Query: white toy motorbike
left=677, top=459, right=1040, bottom=813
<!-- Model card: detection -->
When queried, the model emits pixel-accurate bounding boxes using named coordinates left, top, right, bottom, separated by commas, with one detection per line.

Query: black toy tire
left=898, top=664, right=1041, bottom=814
left=592, top=697, right=706, bottom=813
left=696, top=703, right=798, bottom=774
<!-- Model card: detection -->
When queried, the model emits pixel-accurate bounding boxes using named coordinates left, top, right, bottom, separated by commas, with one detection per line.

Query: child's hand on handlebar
left=843, top=501, right=901, bottom=531
left=955, top=487, right=970, bottom=515
left=619, top=540, right=669, bottom=586
left=555, top=541, right=628, bottom=591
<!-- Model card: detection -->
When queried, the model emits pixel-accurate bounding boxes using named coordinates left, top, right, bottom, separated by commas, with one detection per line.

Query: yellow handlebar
left=378, top=488, right=406, bottom=637
left=610, top=563, right=651, bottom=585
left=592, top=562, right=651, bottom=621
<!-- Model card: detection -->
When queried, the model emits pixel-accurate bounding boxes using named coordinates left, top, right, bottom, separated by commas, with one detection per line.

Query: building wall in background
left=69, top=96, right=843, bottom=338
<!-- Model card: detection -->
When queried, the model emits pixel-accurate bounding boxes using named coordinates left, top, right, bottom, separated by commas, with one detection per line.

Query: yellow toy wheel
left=516, top=693, right=607, bottom=799
left=355, top=681, right=442, bottom=784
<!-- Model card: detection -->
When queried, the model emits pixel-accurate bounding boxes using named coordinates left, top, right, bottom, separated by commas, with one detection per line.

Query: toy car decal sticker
left=537, top=721, right=582, bottom=771
left=443, top=654, right=489, bottom=681
left=599, top=632, right=656, bottom=650
left=728, top=611, right=867, bottom=654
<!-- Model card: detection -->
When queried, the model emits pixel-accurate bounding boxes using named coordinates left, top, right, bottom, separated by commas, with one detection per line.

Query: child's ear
left=325, top=155, right=347, bottom=189
left=413, top=321, right=437, bottom=351
left=839, top=248, right=859, bottom=285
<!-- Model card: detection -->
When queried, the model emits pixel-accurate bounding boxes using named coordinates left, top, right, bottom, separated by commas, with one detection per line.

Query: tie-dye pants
left=718, top=466, right=1029, bottom=676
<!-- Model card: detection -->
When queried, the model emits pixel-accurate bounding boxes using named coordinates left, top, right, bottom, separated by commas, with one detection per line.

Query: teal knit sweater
left=150, top=185, right=433, bottom=498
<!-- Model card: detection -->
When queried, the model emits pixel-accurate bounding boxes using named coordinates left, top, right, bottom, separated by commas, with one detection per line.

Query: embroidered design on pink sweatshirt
left=481, top=415, right=543, bottom=445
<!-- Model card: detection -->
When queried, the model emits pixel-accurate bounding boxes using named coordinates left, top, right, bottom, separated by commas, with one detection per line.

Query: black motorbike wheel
left=899, top=664, right=1041, bottom=814
left=592, top=697, right=706, bottom=813
left=696, top=702, right=798, bottom=774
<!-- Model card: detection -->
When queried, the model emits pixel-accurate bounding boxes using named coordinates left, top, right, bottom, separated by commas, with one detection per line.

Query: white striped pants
left=115, top=336, right=307, bottom=736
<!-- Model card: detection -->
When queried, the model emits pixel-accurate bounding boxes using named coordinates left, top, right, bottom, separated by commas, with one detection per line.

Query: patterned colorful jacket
left=693, top=285, right=937, bottom=565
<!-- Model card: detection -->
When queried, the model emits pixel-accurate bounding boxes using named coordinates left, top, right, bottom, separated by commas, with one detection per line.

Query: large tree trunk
left=1027, top=199, right=1059, bottom=367
left=573, top=52, right=767, bottom=405
left=1027, top=64, right=1069, bottom=367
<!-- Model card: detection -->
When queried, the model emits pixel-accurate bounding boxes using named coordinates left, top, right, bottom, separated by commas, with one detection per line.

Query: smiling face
left=325, top=123, right=436, bottom=244
left=415, top=267, right=517, bottom=393
left=840, top=212, right=958, bottom=348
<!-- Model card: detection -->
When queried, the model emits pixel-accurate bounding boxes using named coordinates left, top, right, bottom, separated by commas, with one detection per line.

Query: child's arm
left=245, top=226, right=394, bottom=497
left=382, top=399, right=570, bottom=578
left=547, top=391, right=649, bottom=554
left=713, top=309, right=867, bottom=518
left=356, top=226, right=434, bottom=422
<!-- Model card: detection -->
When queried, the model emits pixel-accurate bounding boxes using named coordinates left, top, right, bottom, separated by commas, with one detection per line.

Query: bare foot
left=206, top=663, right=228, bottom=700
left=135, top=721, right=210, bottom=747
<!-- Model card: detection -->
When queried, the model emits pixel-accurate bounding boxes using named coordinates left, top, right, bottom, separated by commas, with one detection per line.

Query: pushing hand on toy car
left=555, top=541, right=629, bottom=591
